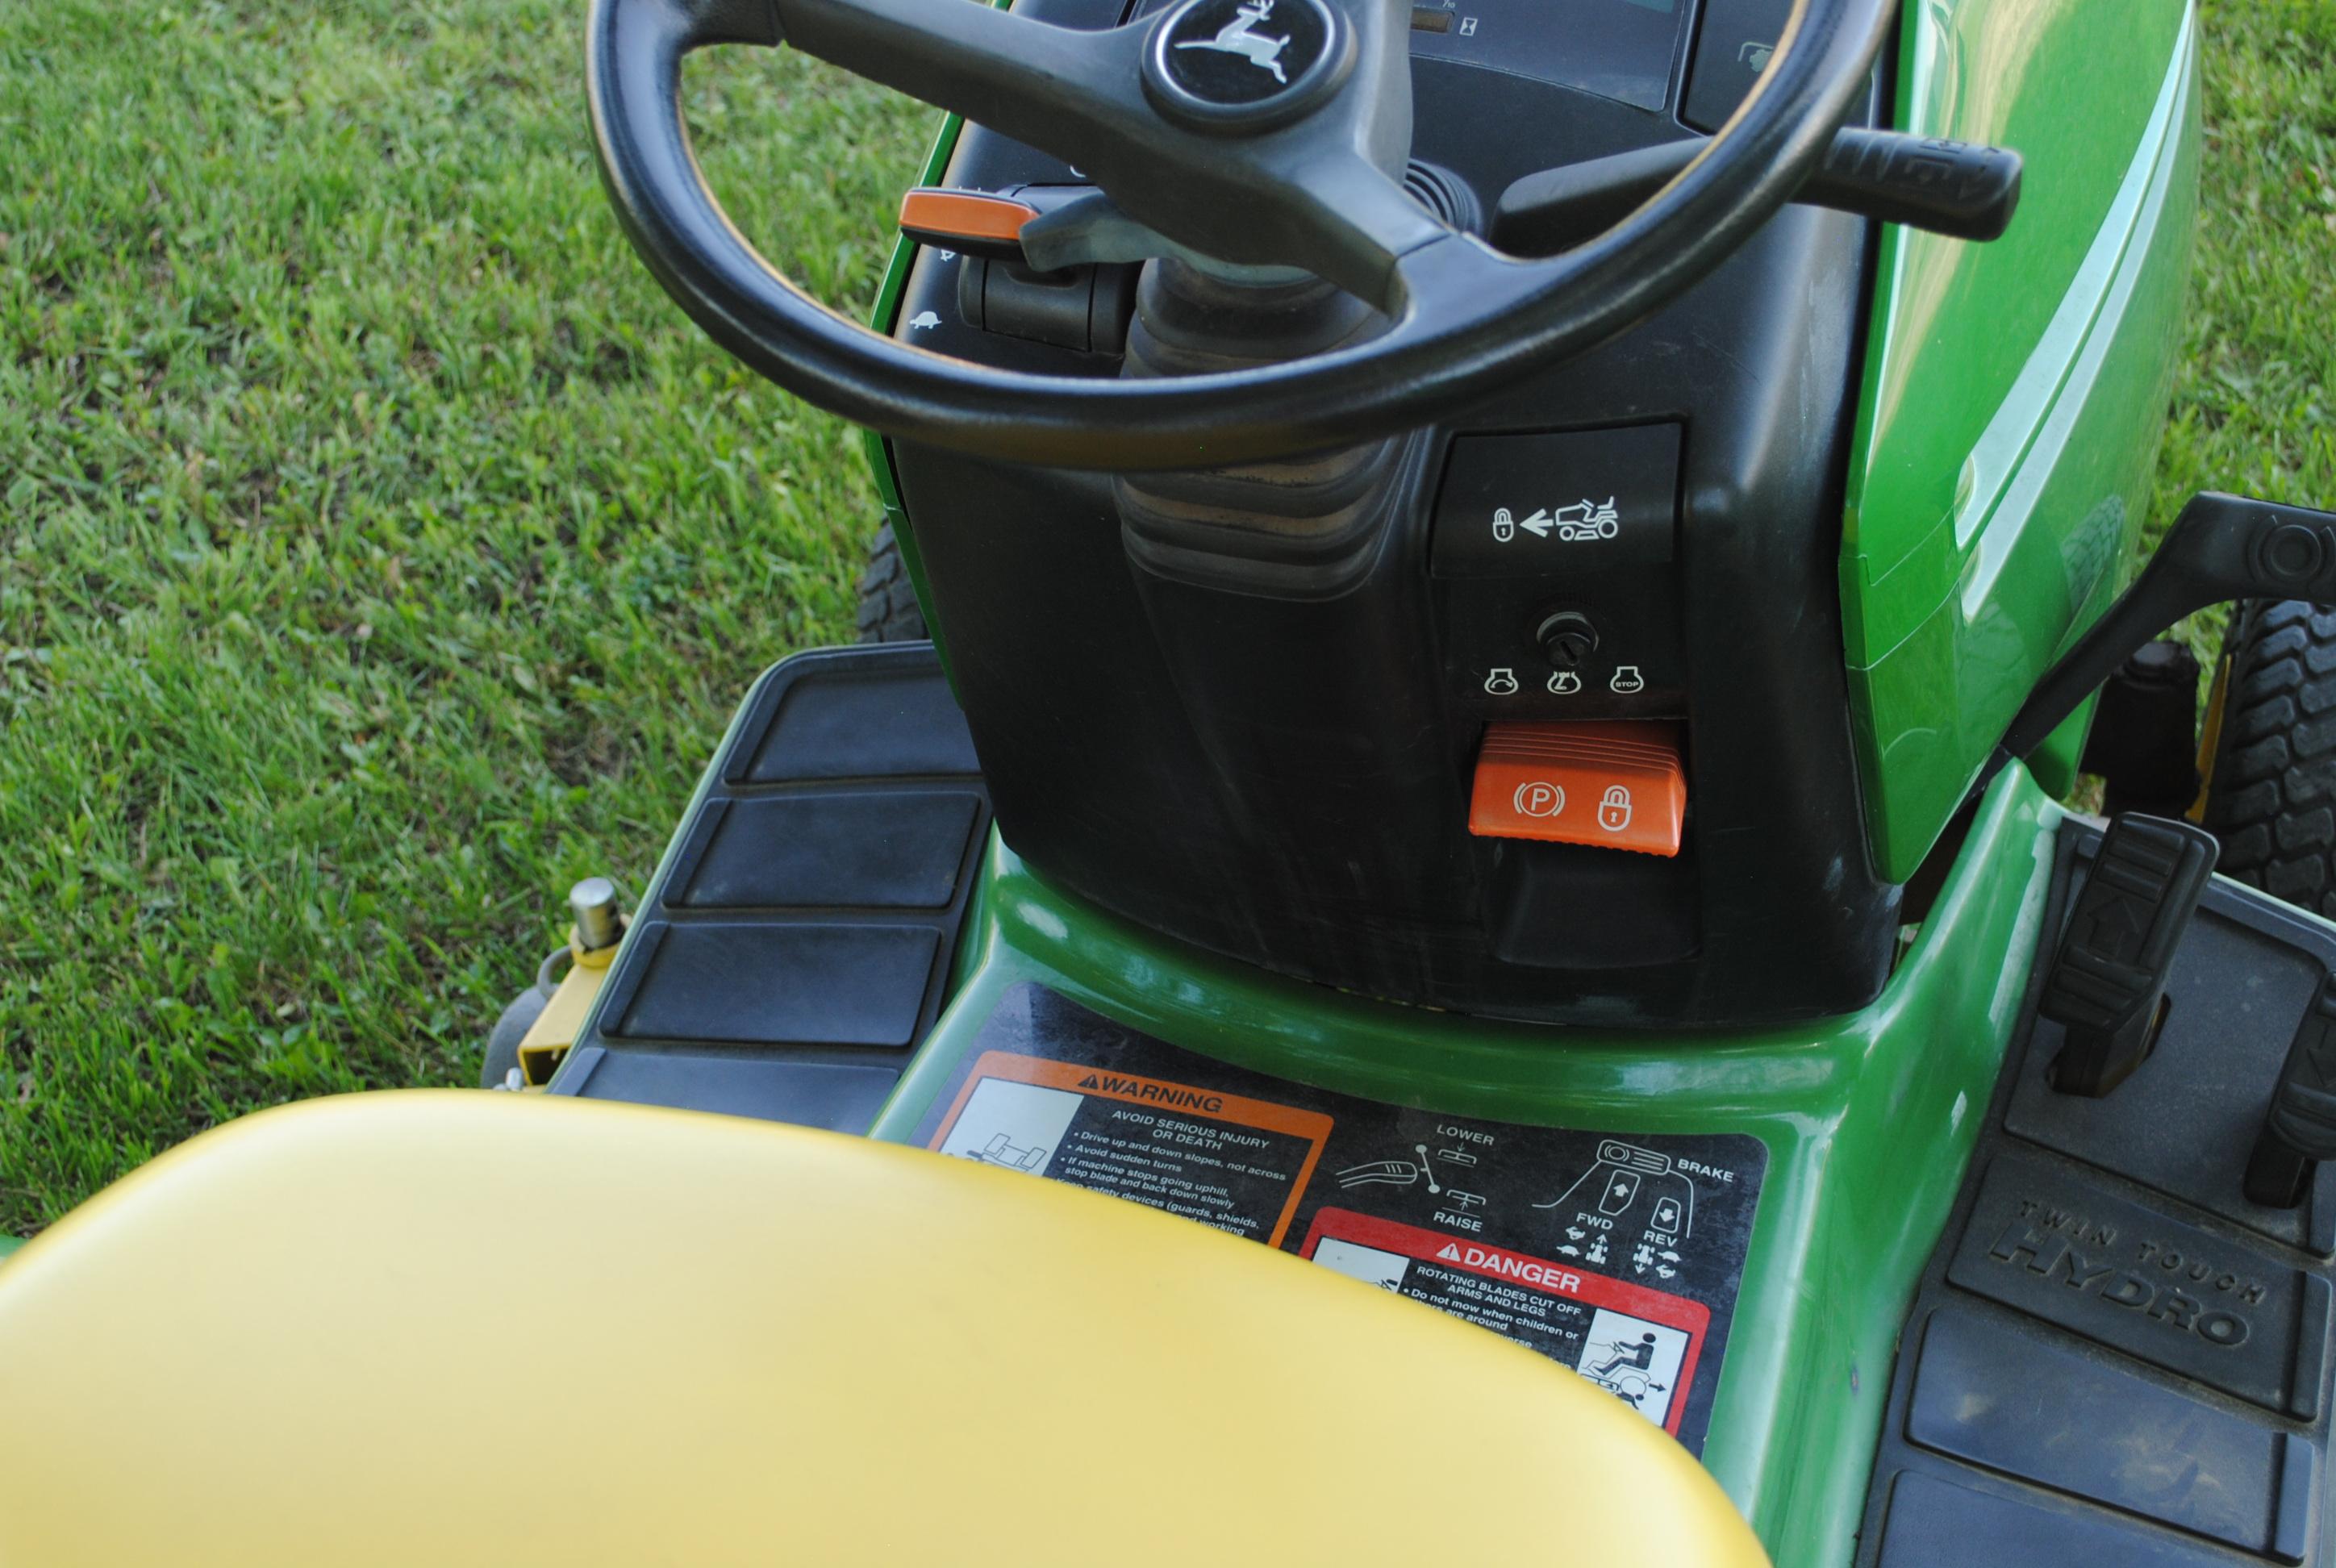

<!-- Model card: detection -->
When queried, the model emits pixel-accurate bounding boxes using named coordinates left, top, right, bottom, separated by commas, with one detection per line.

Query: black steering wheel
left=588, top=0, right=1891, bottom=470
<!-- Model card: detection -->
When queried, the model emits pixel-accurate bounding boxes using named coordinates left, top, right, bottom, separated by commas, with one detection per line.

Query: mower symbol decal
left=1492, top=501, right=1621, bottom=544
left=1174, top=0, right=1293, bottom=83
left=973, top=1132, right=1049, bottom=1171
left=935, top=1076, right=1082, bottom=1179
left=1550, top=498, right=1620, bottom=540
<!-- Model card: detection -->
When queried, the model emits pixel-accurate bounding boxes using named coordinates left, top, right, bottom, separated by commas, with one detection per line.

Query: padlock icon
left=1597, top=785, right=1634, bottom=834
left=1493, top=507, right=1515, bottom=544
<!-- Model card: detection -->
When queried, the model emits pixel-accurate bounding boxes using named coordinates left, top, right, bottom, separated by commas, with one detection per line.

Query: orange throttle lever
left=897, top=188, right=1041, bottom=262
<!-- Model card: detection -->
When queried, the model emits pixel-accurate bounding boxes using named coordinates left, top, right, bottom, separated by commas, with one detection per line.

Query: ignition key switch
left=1536, top=611, right=1599, bottom=670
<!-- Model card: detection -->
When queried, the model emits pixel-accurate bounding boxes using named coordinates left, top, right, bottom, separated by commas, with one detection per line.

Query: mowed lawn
left=0, top=0, right=930, bottom=1232
left=3, top=0, right=2335, bottom=1235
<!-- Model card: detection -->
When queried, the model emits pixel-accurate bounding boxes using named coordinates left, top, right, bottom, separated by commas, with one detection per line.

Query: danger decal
left=914, top=985, right=1766, bottom=1454
left=1304, top=1209, right=1709, bottom=1435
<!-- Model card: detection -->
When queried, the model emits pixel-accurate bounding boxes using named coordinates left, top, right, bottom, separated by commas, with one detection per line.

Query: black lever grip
left=1996, top=493, right=2336, bottom=769
left=1491, top=127, right=2024, bottom=256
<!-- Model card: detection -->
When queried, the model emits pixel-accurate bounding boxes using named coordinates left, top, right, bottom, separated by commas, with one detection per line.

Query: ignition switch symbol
left=1598, top=786, right=1634, bottom=834
left=1609, top=665, right=1645, bottom=694
left=1484, top=668, right=1520, bottom=696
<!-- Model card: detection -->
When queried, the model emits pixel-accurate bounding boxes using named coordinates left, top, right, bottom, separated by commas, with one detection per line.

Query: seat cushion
left=0, top=1091, right=1767, bottom=1566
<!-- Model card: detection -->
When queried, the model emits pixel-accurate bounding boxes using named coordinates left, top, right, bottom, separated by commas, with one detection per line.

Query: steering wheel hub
left=1143, top=0, right=1352, bottom=132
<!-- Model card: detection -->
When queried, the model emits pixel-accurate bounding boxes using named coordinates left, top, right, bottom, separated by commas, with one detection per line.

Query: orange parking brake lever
left=897, top=188, right=1040, bottom=263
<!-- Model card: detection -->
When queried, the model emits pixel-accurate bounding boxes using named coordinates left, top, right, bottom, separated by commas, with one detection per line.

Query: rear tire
left=855, top=521, right=929, bottom=644
left=2203, top=601, right=2336, bottom=918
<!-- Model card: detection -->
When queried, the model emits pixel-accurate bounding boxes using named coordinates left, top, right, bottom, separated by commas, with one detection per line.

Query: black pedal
left=2246, top=974, right=2336, bottom=1207
left=2041, top=813, right=2217, bottom=1096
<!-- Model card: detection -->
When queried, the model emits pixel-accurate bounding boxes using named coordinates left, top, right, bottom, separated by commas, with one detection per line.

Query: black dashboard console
left=882, top=0, right=1896, bottom=1028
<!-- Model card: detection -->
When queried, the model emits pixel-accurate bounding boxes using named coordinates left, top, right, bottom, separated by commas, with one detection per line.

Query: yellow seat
left=0, top=1091, right=1767, bottom=1566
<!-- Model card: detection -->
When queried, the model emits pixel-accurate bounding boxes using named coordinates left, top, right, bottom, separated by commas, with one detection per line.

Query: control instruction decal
left=916, top=984, right=1767, bottom=1453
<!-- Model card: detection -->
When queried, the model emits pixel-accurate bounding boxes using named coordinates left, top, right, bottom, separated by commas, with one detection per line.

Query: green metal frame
left=868, top=765, right=2065, bottom=1566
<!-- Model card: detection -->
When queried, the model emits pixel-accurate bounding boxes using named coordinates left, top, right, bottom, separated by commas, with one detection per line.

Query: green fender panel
left=1842, top=0, right=2202, bottom=881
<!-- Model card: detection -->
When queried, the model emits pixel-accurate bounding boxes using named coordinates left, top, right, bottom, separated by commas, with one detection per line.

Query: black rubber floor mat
left=1855, top=819, right=2336, bottom=1566
left=551, top=644, right=989, bottom=1132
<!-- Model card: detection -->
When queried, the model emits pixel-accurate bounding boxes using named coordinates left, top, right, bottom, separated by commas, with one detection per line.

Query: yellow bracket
left=515, top=925, right=622, bottom=1088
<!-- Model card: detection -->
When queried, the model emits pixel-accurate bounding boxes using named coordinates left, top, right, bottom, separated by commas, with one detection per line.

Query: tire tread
left=854, top=520, right=930, bottom=644
left=2205, top=602, right=2336, bottom=918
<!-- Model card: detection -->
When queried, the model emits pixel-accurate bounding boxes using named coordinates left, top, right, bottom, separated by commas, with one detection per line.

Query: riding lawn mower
left=4, top=0, right=2335, bottom=1561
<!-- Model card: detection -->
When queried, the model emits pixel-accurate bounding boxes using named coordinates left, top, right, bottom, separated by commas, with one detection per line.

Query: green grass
left=2151, top=0, right=2336, bottom=660
left=2, top=0, right=2333, bottom=1235
left=0, top=0, right=928, bottom=1231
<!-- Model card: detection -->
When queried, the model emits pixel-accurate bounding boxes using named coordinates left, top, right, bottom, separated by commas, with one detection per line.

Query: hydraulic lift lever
left=1491, top=127, right=2023, bottom=256
left=1991, top=492, right=2336, bottom=782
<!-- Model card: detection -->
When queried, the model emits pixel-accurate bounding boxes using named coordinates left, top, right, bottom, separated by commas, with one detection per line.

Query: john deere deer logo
left=1175, top=0, right=1292, bottom=82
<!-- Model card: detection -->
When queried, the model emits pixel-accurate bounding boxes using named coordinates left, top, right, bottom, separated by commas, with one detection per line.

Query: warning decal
left=1303, top=1209, right=1708, bottom=1435
left=931, top=1052, right=1332, bottom=1246
left=915, top=984, right=1765, bottom=1454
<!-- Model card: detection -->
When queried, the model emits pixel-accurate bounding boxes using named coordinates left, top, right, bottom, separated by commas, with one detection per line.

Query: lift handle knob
left=2246, top=974, right=2336, bottom=1207
left=1490, top=127, right=2023, bottom=256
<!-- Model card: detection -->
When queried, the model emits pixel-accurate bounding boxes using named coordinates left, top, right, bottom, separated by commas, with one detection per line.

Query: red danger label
left=1302, top=1208, right=1711, bottom=1435
left=912, top=986, right=1770, bottom=1453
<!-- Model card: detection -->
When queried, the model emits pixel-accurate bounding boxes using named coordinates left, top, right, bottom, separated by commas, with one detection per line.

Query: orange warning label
left=928, top=1050, right=1333, bottom=1246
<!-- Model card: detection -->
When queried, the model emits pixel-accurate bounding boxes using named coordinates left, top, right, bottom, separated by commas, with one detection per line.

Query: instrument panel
left=1126, top=0, right=1692, bottom=113
left=1405, top=0, right=1683, bottom=111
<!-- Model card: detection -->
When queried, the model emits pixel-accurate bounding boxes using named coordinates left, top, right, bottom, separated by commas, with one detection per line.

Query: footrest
left=551, top=644, right=989, bottom=1132
left=1855, top=817, right=2336, bottom=1568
